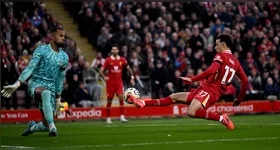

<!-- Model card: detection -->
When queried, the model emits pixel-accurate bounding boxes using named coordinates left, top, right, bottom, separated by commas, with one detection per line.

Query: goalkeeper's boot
left=221, top=114, right=234, bottom=130
left=21, top=121, right=36, bottom=136
left=48, top=128, right=58, bottom=136
left=126, top=94, right=145, bottom=108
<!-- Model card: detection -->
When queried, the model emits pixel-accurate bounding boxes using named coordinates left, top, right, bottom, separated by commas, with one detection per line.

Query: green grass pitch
left=1, top=114, right=280, bottom=150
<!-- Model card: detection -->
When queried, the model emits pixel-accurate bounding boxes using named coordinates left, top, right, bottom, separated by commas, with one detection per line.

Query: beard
left=112, top=52, right=118, bottom=56
left=55, top=42, right=64, bottom=48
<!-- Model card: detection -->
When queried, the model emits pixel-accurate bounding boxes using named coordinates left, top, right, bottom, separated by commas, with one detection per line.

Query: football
left=123, top=87, right=141, bottom=104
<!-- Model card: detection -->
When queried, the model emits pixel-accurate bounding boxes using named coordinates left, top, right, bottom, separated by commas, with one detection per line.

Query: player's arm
left=54, top=75, right=65, bottom=117
left=99, top=58, right=108, bottom=81
left=191, top=62, right=221, bottom=82
left=55, top=70, right=66, bottom=97
left=123, top=57, right=135, bottom=85
left=55, top=61, right=68, bottom=97
left=18, top=47, right=43, bottom=83
left=126, top=64, right=135, bottom=85
left=233, top=66, right=249, bottom=106
left=99, top=67, right=106, bottom=78
left=54, top=55, right=68, bottom=116
left=126, top=65, right=135, bottom=80
left=1, top=47, right=43, bottom=98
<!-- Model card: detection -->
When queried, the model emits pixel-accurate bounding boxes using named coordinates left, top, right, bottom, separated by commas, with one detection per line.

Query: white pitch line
left=105, top=123, right=280, bottom=127
left=0, top=145, right=35, bottom=148
left=1, top=137, right=278, bottom=148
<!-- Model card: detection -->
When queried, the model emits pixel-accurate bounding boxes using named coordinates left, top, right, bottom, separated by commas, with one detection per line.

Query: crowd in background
left=1, top=2, right=280, bottom=110
left=64, top=2, right=280, bottom=101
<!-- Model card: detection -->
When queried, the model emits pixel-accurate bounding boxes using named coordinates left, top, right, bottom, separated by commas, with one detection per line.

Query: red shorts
left=187, top=86, right=220, bottom=109
left=106, top=82, right=124, bottom=99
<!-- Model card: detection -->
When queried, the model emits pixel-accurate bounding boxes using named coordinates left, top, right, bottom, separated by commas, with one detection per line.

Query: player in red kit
left=100, top=44, right=135, bottom=124
left=127, top=33, right=249, bottom=130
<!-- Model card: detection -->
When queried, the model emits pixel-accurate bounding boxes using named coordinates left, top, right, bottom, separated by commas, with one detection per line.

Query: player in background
left=100, top=44, right=135, bottom=124
left=1, top=27, right=68, bottom=136
left=127, top=33, right=249, bottom=130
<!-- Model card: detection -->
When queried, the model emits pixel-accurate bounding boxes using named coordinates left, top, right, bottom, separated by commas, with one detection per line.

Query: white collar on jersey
left=111, top=55, right=120, bottom=60
left=222, top=50, right=232, bottom=54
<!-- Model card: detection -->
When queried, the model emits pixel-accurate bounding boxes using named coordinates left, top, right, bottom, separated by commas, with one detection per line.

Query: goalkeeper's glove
left=54, top=97, right=64, bottom=117
left=1, top=80, right=21, bottom=98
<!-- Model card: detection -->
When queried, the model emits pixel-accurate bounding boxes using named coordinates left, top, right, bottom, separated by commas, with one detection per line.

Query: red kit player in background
left=100, top=44, right=135, bottom=124
left=127, top=33, right=249, bottom=130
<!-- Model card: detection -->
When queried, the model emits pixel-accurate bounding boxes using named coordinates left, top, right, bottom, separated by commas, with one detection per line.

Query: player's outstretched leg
left=41, top=90, right=58, bottom=136
left=187, top=99, right=234, bottom=130
left=127, top=94, right=174, bottom=108
left=126, top=92, right=190, bottom=108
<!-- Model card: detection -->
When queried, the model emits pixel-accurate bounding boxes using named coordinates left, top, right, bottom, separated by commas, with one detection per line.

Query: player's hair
left=111, top=44, right=119, bottom=49
left=216, top=33, right=233, bottom=49
left=50, top=26, right=64, bottom=34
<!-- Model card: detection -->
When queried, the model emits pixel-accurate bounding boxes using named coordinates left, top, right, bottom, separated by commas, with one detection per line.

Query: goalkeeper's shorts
left=28, top=82, right=56, bottom=110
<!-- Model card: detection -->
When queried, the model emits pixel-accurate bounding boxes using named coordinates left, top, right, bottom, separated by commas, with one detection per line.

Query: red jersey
left=102, top=55, right=127, bottom=83
left=191, top=50, right=248, bottom=101
left=206, top=50, right=241, bottom=88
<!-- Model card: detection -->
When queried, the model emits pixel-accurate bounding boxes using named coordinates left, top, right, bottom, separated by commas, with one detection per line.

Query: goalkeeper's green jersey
left=19, top=44, right=69, bottom=95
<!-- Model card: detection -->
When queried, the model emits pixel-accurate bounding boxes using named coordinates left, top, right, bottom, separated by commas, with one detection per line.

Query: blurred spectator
left=65, top=39, right=77, bottom=63
left=91, top=52, right=105, bottom=71
left=31, top=10, right=42, bottom=27
left=264, top=77, right=280, bottom=100
left=75, top=82, right=93, bottom=108
left=200, top=28, right=214, bottom=49
left=163, top=82, right=175, bottom=97
left=248, top=68, right=263, bottom=90
left=83, top=61, right=102, bottom=106
left=61, top=79, right=72, bottom=106
left=210, top=19, right=225, bottom=36
left=66, top=61, right=83, bottom=103
left=150, top=60, right=166, bottom=98
left=175, top=52, right=189, bottom=72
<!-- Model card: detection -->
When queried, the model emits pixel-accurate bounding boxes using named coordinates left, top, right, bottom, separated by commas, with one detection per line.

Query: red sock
left=194, top=109, right=220, bottom=121
left=145, top=96, right=174, bottom=106
left=106, top=102, right=112, bottom=118
left=119, top=100, right=124, bottom=115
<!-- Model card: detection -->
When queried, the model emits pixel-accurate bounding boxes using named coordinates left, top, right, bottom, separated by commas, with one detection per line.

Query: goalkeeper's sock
left=144, top=96, right=173, bottom=106
left=191, top=109, right=220, bottom=121
left=119, top=99, right=124, bottom=115
left=41, top=90, right=56, bottom=130
left=30, top=122, right=49, bottom=132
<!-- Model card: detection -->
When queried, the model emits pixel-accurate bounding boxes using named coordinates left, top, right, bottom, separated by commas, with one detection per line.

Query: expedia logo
left=58, top=109, right=102, bottom=119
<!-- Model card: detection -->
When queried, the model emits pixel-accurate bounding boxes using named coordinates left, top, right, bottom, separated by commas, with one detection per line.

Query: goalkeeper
left=1, top=27, right=69, bottom=136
